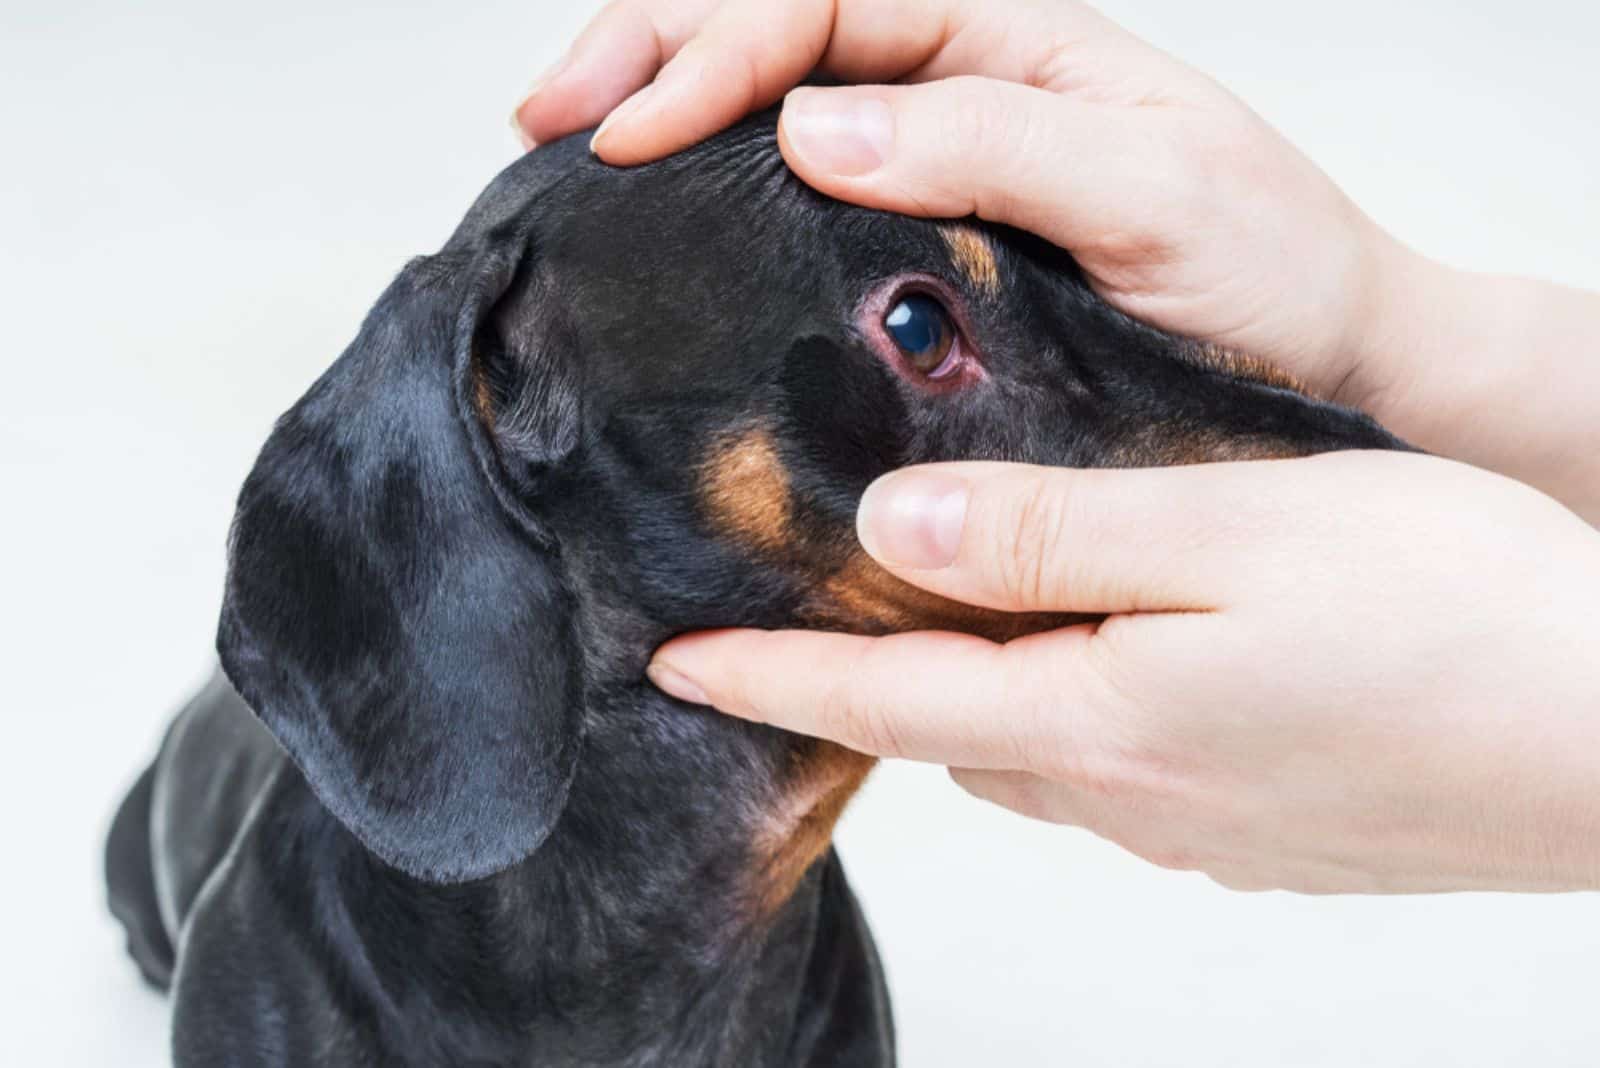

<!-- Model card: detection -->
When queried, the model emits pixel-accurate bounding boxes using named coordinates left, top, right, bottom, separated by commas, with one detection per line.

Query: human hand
left=515, top=0, right=1600, bottom=524
left=646, top=453, right=1600, bottom=893
left=514, top=0, right=1414, bottom=406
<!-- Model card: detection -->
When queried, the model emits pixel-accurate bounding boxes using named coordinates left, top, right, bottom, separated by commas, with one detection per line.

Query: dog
left=104, top=109, right=1406, bottom=1066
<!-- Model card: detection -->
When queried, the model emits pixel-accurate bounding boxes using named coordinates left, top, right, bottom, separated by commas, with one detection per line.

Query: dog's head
left=218, top=114, right=1403, bottom=887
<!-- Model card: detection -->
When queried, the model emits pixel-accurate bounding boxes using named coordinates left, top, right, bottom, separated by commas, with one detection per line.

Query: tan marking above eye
left=940, top=226, right=1001, bottom=295
left=698, top=428, right=793, bottom=554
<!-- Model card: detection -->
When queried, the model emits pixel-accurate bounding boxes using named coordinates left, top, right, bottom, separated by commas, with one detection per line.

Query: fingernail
left=646, top=660, right=710, bottom=706
left=857, top=470, right=969, bottom=569
left=781, top=88, right=894, bottom=178
left=510, top=110, right=538, bottom=152
left=590, top=83, right=653, bottom=152
left=510, top=54, right=571, bottom=150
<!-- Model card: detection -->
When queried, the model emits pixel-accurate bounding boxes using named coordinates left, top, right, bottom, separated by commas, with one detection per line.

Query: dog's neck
left=338, top=673, right=874, bottom=1065
left=326, top=528, right=885, bottom=1062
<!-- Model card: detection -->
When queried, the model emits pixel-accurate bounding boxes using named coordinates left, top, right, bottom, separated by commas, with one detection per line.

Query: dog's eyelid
left=855, top=273, right=985, bottom=392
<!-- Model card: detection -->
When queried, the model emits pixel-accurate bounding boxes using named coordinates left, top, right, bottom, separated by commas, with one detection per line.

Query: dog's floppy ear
left=217, top=221, right=582, bottom=884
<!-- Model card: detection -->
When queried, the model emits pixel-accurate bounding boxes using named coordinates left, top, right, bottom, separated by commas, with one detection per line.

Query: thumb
left=852, top=460, right=1316, bottom=615
left=776, top=78, right=1168, bottom=250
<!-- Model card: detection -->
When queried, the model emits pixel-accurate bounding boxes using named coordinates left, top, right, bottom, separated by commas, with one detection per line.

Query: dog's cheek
left=775, top=335, right=909, bottom=516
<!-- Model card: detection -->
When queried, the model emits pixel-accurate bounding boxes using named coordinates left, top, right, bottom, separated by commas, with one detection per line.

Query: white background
left=4, top=1, right=1599, bottom=1064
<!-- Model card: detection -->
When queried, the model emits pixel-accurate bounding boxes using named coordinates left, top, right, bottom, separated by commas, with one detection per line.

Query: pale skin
left=515, top=0, right=1600, bottom=893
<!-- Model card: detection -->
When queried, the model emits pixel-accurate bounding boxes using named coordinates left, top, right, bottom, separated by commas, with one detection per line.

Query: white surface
left=4, top=1, right=1599, bottom=1064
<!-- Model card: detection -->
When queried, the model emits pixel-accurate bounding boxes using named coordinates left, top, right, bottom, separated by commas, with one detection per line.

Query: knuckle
left=1141, top=845, right=1203, bottom=874
left=729, top=48, right=763, bottom=109
left=991, top=475, right=1073, bottom=608
left=936, top=77, right=1000, bottom=146
left=1208, top=870, right=1272, bottom=894
left=927, top=79, right=1022, bottom=187
left=1004, top=783, right=1064, bottom=825
left=817, top=679, right=906, bottom=759
left=605, top=0, right=656, bottom=27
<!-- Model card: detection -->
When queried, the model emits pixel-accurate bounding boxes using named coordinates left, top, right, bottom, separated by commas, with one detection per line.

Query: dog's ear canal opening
left=216, top=227, right=585, bottom=885
left=471, top=261, right=582, bottom=497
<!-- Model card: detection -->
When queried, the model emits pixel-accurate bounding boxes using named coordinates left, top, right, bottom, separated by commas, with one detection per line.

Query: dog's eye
left=883, top=294, right=958, bottom=378
left=860, top=276, right=981, bottom=389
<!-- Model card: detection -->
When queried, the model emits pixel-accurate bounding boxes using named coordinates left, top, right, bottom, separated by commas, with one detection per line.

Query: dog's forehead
left=476, top=115, right=997, bottom=288
left=450, top=133, right=595, bottom=242
left=457, top=117, right=1037, bottom=399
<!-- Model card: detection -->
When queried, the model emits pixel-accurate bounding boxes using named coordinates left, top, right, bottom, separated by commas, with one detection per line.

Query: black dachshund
left=105, top=111, right=1404, bottom=1066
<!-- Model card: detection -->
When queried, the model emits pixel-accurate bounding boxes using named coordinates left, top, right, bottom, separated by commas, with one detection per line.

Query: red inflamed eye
left=883, top=293, right=958, bottom=377
left=861, top=276, right=983, bottom=390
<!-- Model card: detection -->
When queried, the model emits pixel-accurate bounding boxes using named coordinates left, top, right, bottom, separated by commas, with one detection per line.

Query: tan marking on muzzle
left=699, top=428, right=793, bottom=553
left=940, top=226, right=1001, bottom=295
left=1190, top=342, right=1306, bottom=394
left=1127, top=429, right=1324, bottom=466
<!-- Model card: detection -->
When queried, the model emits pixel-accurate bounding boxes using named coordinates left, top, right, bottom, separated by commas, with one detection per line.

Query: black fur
left=105, top=111, right=1405, bottom=1066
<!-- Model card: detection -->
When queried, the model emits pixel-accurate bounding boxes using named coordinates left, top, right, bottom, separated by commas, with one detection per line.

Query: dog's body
left=106, top=113, right=1404, bottom=1067
left=108, top=673, right=889, bottom=1066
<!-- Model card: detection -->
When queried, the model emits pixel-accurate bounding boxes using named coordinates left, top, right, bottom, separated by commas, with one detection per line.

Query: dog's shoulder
left=149, top=673, right=282, bottom=926
left=169, top=760, right=384, bottom=1065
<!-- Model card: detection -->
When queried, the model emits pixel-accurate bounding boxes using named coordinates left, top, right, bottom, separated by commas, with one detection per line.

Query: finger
left=588, top=0, right=1141, bottom=165
left=512, top=0, right=721, bottom=149
left=849, top=458, right=1340, bottom=614
left=588, top=0, right=835, bottom=164
left=949, top=767, right=1085, bottom=825
left=951, top=768, right=1212, bottom=879
left=646, top=624, right=1107, bottom=769
left=776, top=78, right=1180, bottom=252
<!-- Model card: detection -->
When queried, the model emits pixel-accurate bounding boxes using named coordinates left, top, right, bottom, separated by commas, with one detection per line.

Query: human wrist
left=1331, top=231, right=1465, bottom=424
left=1344, top=248, right=1600, bottom=519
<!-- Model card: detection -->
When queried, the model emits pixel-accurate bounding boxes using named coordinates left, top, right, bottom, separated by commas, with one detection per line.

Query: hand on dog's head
left=217, top=111, right=1403, bottom=885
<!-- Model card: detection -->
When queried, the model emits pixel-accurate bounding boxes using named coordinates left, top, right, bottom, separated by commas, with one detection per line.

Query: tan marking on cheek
left=1191, top=342, right=1306, bottom=394
left=744, top=551, right=1084, bottom=916
left=699, top=429, right=792, bottom=553
left=940, top=226, right=1001, bottom=295
left=749, top=742, right=877, bottom=916
left=1113, top=425, right=1325, bottom=467
left=806, top=552, right=1086, bottom=643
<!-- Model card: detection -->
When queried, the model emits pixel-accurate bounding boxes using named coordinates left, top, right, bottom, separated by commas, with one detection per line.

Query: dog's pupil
left=884, top=294, right=950, bottom=369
